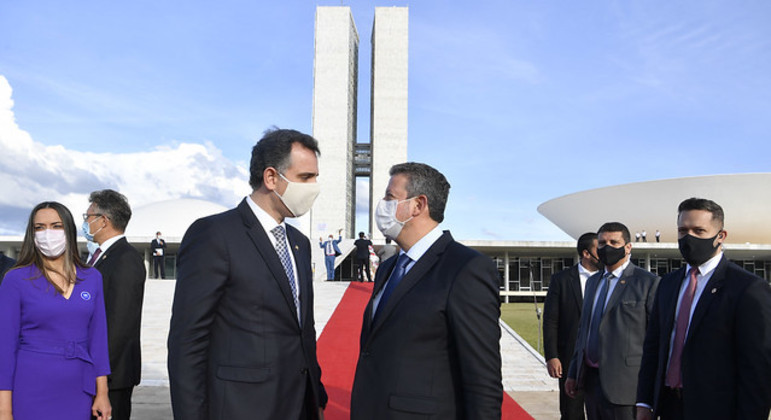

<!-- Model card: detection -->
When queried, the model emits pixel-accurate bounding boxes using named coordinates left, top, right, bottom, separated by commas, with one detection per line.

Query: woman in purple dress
left=0, top=202, right=111, bottom=420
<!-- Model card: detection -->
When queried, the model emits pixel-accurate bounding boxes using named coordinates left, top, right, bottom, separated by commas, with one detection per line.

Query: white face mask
left=34, top=229, right=67, bottom=258
left=275, top=173, right=320, bottom=217
left=375, top=198, right=414, bottom=241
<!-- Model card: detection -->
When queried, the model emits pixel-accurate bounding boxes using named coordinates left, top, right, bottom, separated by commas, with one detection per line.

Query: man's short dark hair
left=678, top=197, right=724, bottom=229
left=89, top=189, right=132, bottom=233
left=577, top=232, right=598, bottom=257
left=389, top=162, right=451, bottom=223
left=249, top=128, right=320, bottom=190
left=597, top=222, right=631, bottom=244
left=359, top=232, right=365, bottom=238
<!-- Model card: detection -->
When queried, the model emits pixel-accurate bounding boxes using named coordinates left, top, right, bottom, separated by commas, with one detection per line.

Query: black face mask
left=597, top=245, right=626, bottom=267
left=678, top=233, right=721, bottom=267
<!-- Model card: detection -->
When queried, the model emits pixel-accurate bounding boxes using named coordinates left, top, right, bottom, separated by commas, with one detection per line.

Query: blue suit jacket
left=319, top=236, right=342, bottom=255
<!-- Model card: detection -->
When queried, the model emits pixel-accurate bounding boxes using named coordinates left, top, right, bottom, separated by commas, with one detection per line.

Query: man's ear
left=263, top=167, right=279, bottom=191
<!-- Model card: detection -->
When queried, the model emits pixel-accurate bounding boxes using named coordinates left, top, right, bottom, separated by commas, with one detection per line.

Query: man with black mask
left=636, top=198, right=771, bottom=420
left=566, top=222, right=659, bottom=420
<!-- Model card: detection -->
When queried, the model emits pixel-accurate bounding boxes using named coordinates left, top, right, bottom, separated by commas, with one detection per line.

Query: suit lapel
left=569, top=265, right=583, bottom=308
left=659, top=267, right=685, bottom=343
left=94, top=237, right=126, bottom=269
left=686, top=256, right=727, bottom=343
left=238, top=200, right=300, bottom=328
left=367, top=233, right=452, bottom=339
left=361, top=256, right=397, bottom=341
left=605, top=262, right=635, bottom=312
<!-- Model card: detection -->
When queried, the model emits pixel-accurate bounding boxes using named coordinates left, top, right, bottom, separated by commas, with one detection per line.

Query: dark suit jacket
left=567, top=262, right=659, bottom=405
left=94, top=236, right=147, bottom=389
left=167, top=199, right=327, bottom=420
left=354, top=238, right=372, bottom=259
left=0, top=254, right=15, bottom=280
left=150, top=238, right=166, bottom=256
left=351, top=231, right=502, bottom=419
left=543, top=265, right=583, bottom=372
left=637, top=256, right=771, bottom=419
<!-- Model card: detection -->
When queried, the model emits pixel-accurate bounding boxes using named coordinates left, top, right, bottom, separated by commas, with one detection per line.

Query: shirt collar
left=604, top=258, right=631, bottom=279
left=99, top=234, right=125, bottom=253
left=246, top=195, right=284, bottom=240
left=403, top=225, right=443, bottom=263
left=578, top=262, right=598, bottom=278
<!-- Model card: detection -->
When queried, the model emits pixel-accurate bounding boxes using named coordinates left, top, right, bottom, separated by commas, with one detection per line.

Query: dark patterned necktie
left=270, top=226, right=300, bottom=322
left=87, top=248, right=102, bottom=266
left=374, top=253, right=412, bottom=322
left=586, top=272, right=612, bottom=363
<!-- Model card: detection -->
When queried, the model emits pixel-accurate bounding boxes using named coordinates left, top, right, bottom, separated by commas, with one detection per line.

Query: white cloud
left=0, top=75, right=249, bottom=234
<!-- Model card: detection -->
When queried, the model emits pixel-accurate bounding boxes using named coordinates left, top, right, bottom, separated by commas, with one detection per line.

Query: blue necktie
left=374, top=253, right=411, bottom=321
left=271, top=225, right=300, bottom=322
left=586, top=272, right=612, bottom=364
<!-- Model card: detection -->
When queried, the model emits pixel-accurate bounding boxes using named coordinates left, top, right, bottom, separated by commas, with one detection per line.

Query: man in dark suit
left=544, top=232, right=601, bottom=420
left=566, top=222, right=659, bottom=420
left=351, top=162, right=502, bottom=419
left=150, top=231, right=166, bottom=279
left=84, top=189, right=147, bottom=420
left=636, top=198, right=771, bottom=420
left=353, top=231, right=373, bottom=282
left=167, top=129, right=327, bottom=420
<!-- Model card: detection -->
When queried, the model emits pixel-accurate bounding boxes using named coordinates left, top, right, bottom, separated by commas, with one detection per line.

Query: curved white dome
left=128, top=198, right=229, bottom=239
left=537, top=173, right=771, bottom=244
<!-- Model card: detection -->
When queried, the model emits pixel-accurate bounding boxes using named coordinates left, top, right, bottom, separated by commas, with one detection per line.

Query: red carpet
left=316, top=281, right=533, bottom=419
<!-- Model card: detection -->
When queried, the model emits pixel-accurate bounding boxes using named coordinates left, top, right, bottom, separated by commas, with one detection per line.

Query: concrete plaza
left=132, top=279, right=560, bottom=419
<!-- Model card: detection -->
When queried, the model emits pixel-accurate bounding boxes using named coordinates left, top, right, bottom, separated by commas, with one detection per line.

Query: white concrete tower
left=369, top=7, right=409, bottom=241
left=312, top=7, right=359, bottom=241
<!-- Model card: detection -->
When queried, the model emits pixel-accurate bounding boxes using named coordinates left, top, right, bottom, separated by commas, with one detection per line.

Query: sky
left=1, top=0, right=770, bottom=240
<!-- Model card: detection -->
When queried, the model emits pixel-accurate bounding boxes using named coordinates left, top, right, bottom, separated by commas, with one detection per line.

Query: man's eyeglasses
left=82, top=213, right=103, bottom=221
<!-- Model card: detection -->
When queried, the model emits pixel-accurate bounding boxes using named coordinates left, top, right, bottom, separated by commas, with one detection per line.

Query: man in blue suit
left=636, top=198, right=771, bottom=419
left=168, top=129, right=327, bottom=420
left=319, top=230, right=342, bottom=280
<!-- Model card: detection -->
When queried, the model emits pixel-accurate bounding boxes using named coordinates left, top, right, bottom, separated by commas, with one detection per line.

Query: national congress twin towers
left=310, top=6, right=408, bottom=242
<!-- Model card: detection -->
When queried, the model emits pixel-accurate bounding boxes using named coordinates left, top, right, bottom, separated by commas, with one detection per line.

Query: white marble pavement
left=138, top=279, right=557, bottom=393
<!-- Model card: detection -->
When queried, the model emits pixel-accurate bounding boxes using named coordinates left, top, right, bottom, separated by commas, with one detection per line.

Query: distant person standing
left=376, top=238, right=398, bottom=266
left=641, top=230, right=647, bottom=242
left=654, top=230, right=660, bottom=243
left=635, top=232, right=641, bottom=242
left=0, top=251, right=14, bottom=279
left=84, top=189, right=147, bottom=420
left=354, top=232, right=373, bottom=282
left=319, top=229, right=342, bottom=281
left=150, top=231, right=166, bottom=279
left=543, top=232, right=601, bottom=420
left=636, top=198, right=771, bottom=420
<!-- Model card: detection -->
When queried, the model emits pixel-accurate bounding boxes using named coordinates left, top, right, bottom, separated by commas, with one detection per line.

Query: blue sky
left=1, top=0, right=770, bottom=240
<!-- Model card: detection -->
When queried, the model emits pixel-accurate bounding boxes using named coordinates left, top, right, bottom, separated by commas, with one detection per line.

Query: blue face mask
left=81, top=217, right=103, bottom=242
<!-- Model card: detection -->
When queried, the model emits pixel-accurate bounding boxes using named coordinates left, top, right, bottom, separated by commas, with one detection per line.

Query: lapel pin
left=620, top=280, right=626, bottom=284
left=294, top=245, right=299, bottom=250
left=711, top=288, right=717, bottom=294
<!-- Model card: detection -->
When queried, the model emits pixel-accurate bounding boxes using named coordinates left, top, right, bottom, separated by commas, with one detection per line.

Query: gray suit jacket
left=567, top=261, right=659, bottom=405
